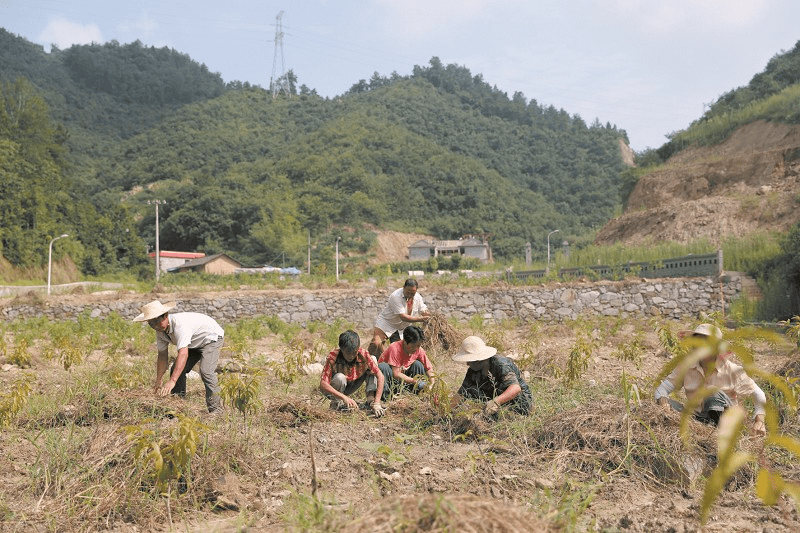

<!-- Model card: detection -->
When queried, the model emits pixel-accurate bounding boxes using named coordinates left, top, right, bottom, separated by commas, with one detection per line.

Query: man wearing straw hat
left=453, top=336, right=533, bottom=417
left=133, top=300, right=224, bottom=413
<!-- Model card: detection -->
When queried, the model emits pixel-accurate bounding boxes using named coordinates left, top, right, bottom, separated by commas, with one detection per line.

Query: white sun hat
left=133, top=300, right=176, bottom=322
left=452, top=336, right=498, bottom=363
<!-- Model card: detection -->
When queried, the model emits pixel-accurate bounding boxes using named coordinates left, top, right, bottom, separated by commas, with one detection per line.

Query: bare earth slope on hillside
left=596, top=121, right=800, bottom=246
left=372, top=229, right=434, bottom=264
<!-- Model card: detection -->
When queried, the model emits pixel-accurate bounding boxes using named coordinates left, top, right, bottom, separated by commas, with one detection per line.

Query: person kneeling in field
left=320, top=330, right=386, bottom=417
left=378, top=325, right=436, bottom=399
left=453, top=336, right=533, bottom=417
left=654, top=323, right=766, bottom=436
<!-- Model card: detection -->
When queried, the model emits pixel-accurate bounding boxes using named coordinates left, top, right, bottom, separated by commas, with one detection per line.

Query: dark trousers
left=378, top=360, right=426, bottom=402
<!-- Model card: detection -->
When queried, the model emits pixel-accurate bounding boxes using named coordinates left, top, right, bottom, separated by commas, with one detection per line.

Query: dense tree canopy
left=62, top=40, right=226, bottom=106
left=1, top=29, right=630, bottom=274
left=0, top=77, right=147, bottom=274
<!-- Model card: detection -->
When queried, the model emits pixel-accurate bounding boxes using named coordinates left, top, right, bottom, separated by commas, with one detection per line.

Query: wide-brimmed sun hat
left=133, top=300, right=176, bottom=322
left=452, top=336, right=497, bottom=363
left=691, top=323, right=723, bottom=340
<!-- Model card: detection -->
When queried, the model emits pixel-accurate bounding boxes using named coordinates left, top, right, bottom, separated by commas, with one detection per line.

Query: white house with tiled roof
left=408, top=236, right=492, bottom=263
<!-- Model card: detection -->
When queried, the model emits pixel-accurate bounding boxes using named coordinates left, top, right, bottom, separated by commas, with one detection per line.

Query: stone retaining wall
left=1, top=275, right=743, bottom=327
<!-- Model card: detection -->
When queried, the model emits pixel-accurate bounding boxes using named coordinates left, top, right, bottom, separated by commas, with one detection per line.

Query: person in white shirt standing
left=134, top=300, right=224, bottom=413
left=368, top=278, right=430, bottom=358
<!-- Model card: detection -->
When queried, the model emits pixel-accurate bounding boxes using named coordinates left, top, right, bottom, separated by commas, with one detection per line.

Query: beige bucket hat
left=133, top=300, right=176, bottom=322
left=691, top=323, right=723, bottom=340
left=452, top=336, right=498, bottom=363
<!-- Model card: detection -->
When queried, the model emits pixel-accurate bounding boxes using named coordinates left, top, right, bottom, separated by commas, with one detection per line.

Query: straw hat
left=133, top=300, right=176, bottom=322
left=452, top=336, right=497, bottom=363
left=691, top=323, right=723, bottom=340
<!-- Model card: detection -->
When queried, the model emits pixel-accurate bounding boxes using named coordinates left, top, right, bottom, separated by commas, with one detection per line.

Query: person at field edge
left=453, top=336, right=533, bottom=417
left=133, top=300, right=224, bottom=414
left=368, top=278, right=431, bottom=358
left=378, top=325, right=436, bottom=400
left=654, top=323, right=766, bottom=436
left=319, top=330, right=386, bottom=417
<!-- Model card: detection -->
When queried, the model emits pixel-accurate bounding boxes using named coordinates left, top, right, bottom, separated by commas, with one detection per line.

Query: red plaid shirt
left=320, top=347, right=380, bottom=385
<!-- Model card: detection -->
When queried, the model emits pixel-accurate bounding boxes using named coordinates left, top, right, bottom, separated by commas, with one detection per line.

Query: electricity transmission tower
left=270, top=11, right=290, bottom=98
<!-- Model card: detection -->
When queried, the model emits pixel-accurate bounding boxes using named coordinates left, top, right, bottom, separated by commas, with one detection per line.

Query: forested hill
left=0, top=29, right=629, bottom=276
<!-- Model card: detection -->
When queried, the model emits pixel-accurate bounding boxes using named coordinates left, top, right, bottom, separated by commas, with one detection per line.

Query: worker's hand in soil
left=752, top=414, right=766, bottom=436
left=158, top=379, right=175, bottom=397
left=483, top=399, right=500, bottom=417
left=372, top=402, right=386, bottom=417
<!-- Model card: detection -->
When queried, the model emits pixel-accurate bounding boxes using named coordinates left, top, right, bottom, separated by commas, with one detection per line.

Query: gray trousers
left=170, top=337, right=223, bottom=412
left=666, top=390, right=734, bottom=426
left=323, top=372, right=378, bottom=400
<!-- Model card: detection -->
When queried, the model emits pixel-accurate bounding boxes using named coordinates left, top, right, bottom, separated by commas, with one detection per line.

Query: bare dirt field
left=1, top=297, right=799, bottom=532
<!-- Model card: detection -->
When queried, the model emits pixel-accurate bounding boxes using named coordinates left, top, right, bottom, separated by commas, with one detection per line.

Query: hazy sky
left=2, top=0, right=799, bottom=151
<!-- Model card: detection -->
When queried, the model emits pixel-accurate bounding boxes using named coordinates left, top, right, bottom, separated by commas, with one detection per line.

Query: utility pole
left=270, top=11, right=290, bottom=99
left=148, top=200, right=166, bottom=282
left=335, top=237, right=341, bottom=282
left=47, top=234, right=69, bottom=295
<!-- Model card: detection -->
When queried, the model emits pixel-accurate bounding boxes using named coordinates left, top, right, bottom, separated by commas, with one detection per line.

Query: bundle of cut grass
left=530, top=397, right=717, bottom=487
left=422, top=311, right=463, bottom=358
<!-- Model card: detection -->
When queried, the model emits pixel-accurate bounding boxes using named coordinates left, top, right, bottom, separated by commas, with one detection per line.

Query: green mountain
left=1, top=28, right=630, bottom=275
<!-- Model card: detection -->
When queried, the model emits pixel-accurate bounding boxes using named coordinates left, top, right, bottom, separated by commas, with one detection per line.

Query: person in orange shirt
left=377, top=325, right=436, bottom=400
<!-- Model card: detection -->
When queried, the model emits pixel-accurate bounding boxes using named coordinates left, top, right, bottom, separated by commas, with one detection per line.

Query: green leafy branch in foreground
left=125, top=412, right=207, bottom=495
left=269, top=339, right=322, bottom=392
left=559, top=322, right=598, bottom=387
left=0, top=374, right=34, bottom=427
left=657, top=326, right=800, bottom=524
left=220, top=370, right=264, bottom=424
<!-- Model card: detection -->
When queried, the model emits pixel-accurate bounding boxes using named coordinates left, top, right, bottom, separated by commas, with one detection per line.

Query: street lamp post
left=335, top=237, right=341, bottom=282
left=47, top=234, right=69, bottom=295
left=148, top=200, right=166, bottom=282
left=546, top=229, right=560, bottom=275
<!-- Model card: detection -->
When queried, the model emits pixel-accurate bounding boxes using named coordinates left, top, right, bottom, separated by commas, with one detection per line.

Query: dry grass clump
left=530, top=397, right=717, bottom=486
left=387, top=392, right=492, bottom=440
left=267, top=399, right=337, bottom=427
left=18, top=388, right=191, bottom=429
left=776, top=358, right=800, bottom=380
left=422, top=312, right=462, bottom=358
left=529, top=398, right=795, bottom=492
left=343, top=492, right=558, bottom=533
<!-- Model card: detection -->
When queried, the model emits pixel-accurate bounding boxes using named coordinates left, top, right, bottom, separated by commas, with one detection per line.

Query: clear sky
left=2, top=0, right=799, bottom=151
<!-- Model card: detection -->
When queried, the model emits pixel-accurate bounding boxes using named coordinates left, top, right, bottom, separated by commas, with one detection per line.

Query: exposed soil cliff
left=596, top=121, right=800, bottom=246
